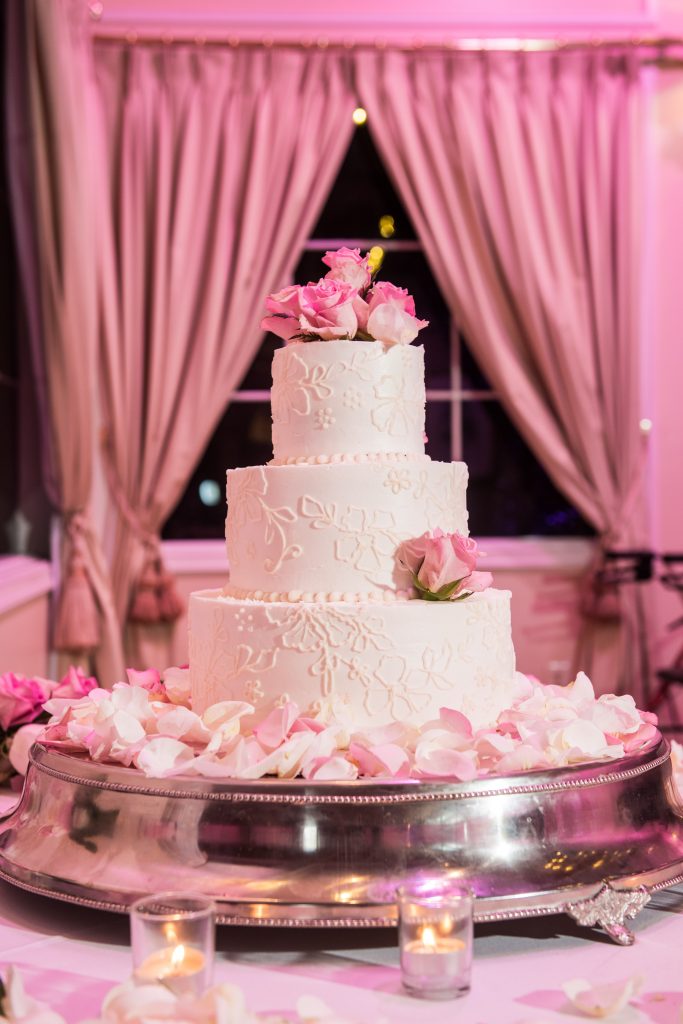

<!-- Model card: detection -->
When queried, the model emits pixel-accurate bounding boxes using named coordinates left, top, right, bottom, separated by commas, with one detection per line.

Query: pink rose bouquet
left=261, top=247, right=428, bottom=347
left=0, top=666, right=97, bottom=781
left=397, top=529, right=493, bottom=601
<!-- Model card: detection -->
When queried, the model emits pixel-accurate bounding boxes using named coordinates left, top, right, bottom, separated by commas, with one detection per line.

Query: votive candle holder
left=397, top=879, right=473, bottom=999
left=130, top=892, right=215, bottom=996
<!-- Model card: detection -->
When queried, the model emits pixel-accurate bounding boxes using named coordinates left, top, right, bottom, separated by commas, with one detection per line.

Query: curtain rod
left=89, top=31, right=683, bottom=54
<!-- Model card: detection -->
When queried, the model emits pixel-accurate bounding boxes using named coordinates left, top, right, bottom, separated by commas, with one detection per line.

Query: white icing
left=222, top=584, right=416, bottom=603
left=271, top=341, right=426, bottom=461
left=226, top=461, right=469, bottom=596
left=269, top=452, right=429, bottom=466
left=189, top=589, right=517, bottom=731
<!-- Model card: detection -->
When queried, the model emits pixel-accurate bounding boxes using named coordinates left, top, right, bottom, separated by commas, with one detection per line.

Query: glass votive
left=130, top=892, right=215, bottom=996
left=397, top=879, right=473, bottom=999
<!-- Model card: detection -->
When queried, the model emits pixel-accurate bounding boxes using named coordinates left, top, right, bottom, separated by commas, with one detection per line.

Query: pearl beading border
left=220, top=585, right=416, bottom=604
left=269, top=451, right=428, bottom=466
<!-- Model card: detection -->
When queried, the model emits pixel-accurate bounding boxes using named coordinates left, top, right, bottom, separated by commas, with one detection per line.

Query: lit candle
left=135, top=943, right=206, bottom=995
left=130, top=892, right=215, bottom=998
left=401, top=925, right=467, bottom=981
left=397, top=881, right=473, bottom=999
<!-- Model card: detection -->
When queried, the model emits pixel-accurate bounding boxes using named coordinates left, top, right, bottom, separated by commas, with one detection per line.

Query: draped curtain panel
left=358, top=49, right=647, bottom=697
left=93, top=44, right=356, bottom=644
left=6, top=0, right=124, bottom=683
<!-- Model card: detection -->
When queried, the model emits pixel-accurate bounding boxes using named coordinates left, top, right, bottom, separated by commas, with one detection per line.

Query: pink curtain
left=358, top=50, right=647, bottom=695
left=6, top=0, right=124, bottom=681
left=94, top=44, right=355, bottom=645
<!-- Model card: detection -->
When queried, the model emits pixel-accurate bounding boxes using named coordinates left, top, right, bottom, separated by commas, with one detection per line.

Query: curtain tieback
left=53, top=509, right=101, bottom=652
left=128, top=534, right=184, bottom=626
left=101, top=436, right=184, bottom=625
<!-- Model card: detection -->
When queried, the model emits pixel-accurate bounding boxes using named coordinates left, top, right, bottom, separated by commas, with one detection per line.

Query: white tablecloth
left=0, top=794, right=680, bottom=1023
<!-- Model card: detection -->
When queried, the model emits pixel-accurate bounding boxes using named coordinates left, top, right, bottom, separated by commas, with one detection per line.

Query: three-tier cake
left=189, top=339, right=517, bottom=731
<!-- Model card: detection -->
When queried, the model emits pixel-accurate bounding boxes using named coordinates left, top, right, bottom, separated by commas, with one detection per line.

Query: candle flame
left=171, top=944, right=186, bottom=968
left=421, top=926, right=437, bottom=949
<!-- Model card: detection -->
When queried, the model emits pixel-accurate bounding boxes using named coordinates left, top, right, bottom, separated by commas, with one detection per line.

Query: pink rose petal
left=439, top=707, right=474, bottom=739
left=126, top=668, right=165, bottom=694
left=254, top=701, right=300, bottom=750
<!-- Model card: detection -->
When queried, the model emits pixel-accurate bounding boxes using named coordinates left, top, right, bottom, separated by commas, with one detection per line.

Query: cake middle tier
left=226, top=461, right=469, bottom=598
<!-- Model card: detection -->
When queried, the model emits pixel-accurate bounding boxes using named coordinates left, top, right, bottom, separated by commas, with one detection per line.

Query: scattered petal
left=563, top=976, right=643, bottom=1018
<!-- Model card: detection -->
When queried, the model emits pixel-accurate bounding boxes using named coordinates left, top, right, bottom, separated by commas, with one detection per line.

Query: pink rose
left=396, top=532, right=430, bottom=576
left=365, top=281, right=428, bottom=347
left=396, top=530, right=491, bottom=600
left=261, top=284, right=303, bottom=343
left=367, top=302, right=428, bottom=347
left=298, top=279, right=358, bottom=340
left=322, top=247, right=372, bottom=291
left=418, top=530, right=473, bottom=593
left=368, top=281, right=417, bottom=316
left=52, top=666, right=98, bottom=700
left=466, top=570, right=494, bottom=593
left=450, top=533, right=479, bottom=574
left=353, top=293, right=370, bottom=333
left=0, top=673, right=53, bottom=731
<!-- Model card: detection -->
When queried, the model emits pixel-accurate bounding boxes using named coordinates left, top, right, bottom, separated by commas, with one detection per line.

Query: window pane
left=238, top=334, right=281, bottom=391
left=162, top=403, right=272, bottom=539
left=311, top=125, right=417, bottom=241
left=460, top=338, right=493, bottom=392
left=425, top=401, right=452, bottom=464
left=463, top=400, right=594, bottom=537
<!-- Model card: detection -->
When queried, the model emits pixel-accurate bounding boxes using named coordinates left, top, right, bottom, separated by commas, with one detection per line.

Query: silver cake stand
left=0, top=738, right=682, bottom=945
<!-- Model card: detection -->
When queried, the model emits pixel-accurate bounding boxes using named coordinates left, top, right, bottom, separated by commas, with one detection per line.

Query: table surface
left=0, top=794, right=681, bottom=1024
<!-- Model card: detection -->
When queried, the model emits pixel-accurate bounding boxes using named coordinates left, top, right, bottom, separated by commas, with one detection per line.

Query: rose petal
left=134, top=737, right=195, bottom=778
left=253, top=701, right=300, bottom=750
left=563, top=976, right=643, bottom=1018
left=439, top=707, right=474, bottom=739
left=8, top=723, right=45, bottom=776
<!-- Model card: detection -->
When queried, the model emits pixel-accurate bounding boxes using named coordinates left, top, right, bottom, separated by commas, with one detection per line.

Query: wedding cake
left=189, top=252, right=517, bottom=731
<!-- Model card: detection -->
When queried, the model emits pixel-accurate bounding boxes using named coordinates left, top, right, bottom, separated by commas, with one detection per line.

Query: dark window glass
left=463, top=400, right=593, bottom=537
left=425, top=402, right=451, bottom=465
left=311, top=124, right=417, bottom=241
left=163, top=403, right=271, bottom=539
left=238, top=334, right=280, bottom=391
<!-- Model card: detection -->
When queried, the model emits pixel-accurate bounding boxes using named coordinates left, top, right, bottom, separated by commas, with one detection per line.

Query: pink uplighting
left=0, top=0, right=682, bottom=1019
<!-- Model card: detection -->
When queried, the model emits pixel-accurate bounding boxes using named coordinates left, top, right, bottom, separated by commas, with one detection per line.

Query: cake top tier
left=271, top=341, right=427, bottom=463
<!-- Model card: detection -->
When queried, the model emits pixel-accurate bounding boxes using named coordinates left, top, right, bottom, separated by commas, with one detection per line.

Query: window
left=163, top=124, right=592, bottom=540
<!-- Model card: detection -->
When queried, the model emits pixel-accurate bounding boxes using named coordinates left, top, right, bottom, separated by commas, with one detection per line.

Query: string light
left=367, top=245, right=385, bottom=272
left=379, top=214, right=395, bottom=238
left=639, top=417, right=653, bottom=435
left=352, top=107, right=368, bottom=126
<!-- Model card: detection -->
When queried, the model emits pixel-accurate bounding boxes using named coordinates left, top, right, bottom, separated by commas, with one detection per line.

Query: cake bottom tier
left=189, top=589, right=516, bottom=731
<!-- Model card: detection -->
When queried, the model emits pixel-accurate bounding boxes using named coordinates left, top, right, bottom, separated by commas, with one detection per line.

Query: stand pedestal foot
left=567, top=884, right=650, bottom=945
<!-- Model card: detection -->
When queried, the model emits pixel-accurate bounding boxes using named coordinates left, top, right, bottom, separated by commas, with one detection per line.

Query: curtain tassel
left=54, top=555, right=101, bottom=651
left=128, top=545, right=184, bottom=625
left=129, top=562, right=163, bottom=624
left=157, top=570, right=184, bottom=622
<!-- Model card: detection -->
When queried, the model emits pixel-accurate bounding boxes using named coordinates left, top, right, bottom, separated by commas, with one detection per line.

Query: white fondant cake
left=271, top=340, right=426, bottom=461
left=225, top=461, right=468, bottom=597
left=190, top=339, right=517, bottom=729
left=190, top=590, right=515, bottom=730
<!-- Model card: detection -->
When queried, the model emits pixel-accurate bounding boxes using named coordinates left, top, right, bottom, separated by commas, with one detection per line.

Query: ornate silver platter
left=0, top=738, right=682, bottom=944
